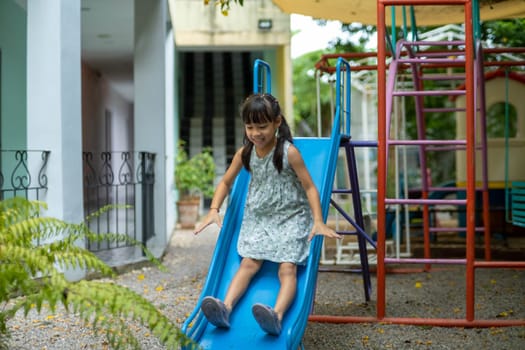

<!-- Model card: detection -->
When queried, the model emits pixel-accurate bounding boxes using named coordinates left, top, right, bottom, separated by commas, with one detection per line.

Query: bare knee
left=278, top=263, right=297, bottom=281
left=239, top=258, right=263, bottom=276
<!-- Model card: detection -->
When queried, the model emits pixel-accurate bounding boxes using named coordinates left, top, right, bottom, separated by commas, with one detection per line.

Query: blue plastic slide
left=182, top=136, right=340, bottom=350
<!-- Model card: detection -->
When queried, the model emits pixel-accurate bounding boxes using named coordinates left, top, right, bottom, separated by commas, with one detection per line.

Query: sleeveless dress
left=237, top=141, right=313, bottom=265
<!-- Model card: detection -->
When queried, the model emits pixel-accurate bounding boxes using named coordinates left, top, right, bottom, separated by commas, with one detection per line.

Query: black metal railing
left=0, top=150, right=50, bottom=200
left=82, top=151, right=155, bottom=253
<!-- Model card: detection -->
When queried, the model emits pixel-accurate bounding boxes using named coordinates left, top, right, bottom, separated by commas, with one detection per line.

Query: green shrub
left=175, top=141, right=216, bottom=200
left=0, top=197, right=197, bottom=350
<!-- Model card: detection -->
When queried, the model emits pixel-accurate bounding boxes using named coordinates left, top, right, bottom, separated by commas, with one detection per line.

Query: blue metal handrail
left=253, top=58, right=271, bottom=94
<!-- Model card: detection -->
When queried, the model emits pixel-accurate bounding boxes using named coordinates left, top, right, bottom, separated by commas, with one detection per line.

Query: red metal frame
left=309, top=0, right=525, bottom=328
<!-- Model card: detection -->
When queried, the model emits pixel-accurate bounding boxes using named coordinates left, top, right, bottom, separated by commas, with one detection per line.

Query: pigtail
left=273, top=116, right=293, bottom=173
left=241, top=140, right=253, bottom=172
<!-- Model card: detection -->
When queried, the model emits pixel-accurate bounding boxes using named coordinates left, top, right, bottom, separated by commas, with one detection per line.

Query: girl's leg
left=273, top=262, right=297, bottom=321
left=251, top=262, right=296, bottom=335
left=223, top=257, right=263, bottom=310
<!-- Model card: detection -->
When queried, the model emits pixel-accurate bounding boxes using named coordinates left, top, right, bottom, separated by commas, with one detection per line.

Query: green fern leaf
left=0, top=198, right=195, bottom=349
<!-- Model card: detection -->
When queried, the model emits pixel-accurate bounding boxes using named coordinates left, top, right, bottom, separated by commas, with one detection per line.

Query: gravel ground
left=6, top=226, right=525, bottom=350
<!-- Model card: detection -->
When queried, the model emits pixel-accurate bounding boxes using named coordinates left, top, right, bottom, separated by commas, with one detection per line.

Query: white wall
left=81, top=63, right=134, bottom=208
left=171, top=0, right=290, bottom=47
left=134, top=0, right=169, bottom=256
left=82, top=64, right=103, bottom=152
left=456, top=77, right=525, bottom=184
left=82, top=63, right=134, bottom=153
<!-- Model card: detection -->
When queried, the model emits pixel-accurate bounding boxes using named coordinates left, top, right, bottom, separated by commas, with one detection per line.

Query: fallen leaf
left=499, top=311, right=508, bottom=317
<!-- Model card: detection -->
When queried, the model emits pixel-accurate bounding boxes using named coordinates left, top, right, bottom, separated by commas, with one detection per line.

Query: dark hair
left=240, top=93, right=293, bottom=173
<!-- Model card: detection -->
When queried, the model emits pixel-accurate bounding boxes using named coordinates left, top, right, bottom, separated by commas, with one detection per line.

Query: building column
left=26, top=0, right=83, bottom=278
left=165, top=28, right=178, bottom=240
left=26, top=0, right=83, bottom=223
left=135, top=0, right=169, bottom=256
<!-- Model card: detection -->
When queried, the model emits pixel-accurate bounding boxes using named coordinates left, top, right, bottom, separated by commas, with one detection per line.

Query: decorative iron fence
left=82, top=151, right=155, bottom=253
left=0, top=150, right=50, bottom=200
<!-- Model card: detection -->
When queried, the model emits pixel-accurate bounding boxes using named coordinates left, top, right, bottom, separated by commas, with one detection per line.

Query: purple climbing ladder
left=384, top=38, right=491, bottom=266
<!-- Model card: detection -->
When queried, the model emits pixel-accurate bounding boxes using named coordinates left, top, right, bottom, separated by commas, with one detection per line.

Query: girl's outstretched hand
left=308, top=221, right=342, bottom=241
left=193, top=210, right=222, bottom=235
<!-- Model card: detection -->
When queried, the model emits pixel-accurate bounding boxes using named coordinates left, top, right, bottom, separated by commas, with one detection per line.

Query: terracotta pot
left=177, top=198, right=200, bottom=228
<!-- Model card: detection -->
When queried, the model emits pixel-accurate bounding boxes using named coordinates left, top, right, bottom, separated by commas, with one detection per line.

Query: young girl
left=193, top=93, right=341, bottom=336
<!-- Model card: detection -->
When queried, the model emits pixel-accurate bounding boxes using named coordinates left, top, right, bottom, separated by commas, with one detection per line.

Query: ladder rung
left=420, top=74, right=465, bottom=81
left=397, top=58, right=465, bottom=65
left=388, top=140, right=466, bottom=146
left=429, top=227, right=486, bottom=233
left=423, top=107, right=466, bottom=113
left=426, top=144, right=485, bottom=151
left=402, top=186, right=486, bottom=193
left=429, top=227, right=459, bottom=233
left=392, top=89, right=465, bottom=97
left=349, top=140, right=378, bottom=148
left=385, top=258, right=466, bottom=265
left=385, top=198, right=467, bottom=206
left=402, top=40, right=465, bottom=47
left=340, top=137, right=378, bottom=148
left=414, top=51, right=465, bottom=58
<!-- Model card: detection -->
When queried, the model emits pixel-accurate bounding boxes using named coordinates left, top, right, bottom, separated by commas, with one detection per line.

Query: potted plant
left=175, top=141, right=216, bottom=228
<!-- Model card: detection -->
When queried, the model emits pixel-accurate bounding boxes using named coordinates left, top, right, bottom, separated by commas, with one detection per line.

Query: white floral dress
left=237, top=141, right=313, bottom=265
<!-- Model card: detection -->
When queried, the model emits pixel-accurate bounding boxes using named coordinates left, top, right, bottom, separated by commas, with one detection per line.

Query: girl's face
left=245, top=118, right=281, bottom=150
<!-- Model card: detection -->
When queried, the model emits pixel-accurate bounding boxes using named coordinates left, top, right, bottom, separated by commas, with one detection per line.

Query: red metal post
left=376, top=0, right=388, bottom=320
left=463, top=0, right=476, bottom=323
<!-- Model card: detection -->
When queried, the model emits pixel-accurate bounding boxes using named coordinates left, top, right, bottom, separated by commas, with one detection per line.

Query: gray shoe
left=252, top=303, right=281, bottom=336
left=201, top=296, right=230, bottom=328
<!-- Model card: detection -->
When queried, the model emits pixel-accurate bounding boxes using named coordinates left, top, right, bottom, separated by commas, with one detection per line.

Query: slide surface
left=182, top=137, right=339, bottom=350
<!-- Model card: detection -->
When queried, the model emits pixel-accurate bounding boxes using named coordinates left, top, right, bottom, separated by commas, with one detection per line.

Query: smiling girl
left=193, top=93, right=341, bottom=336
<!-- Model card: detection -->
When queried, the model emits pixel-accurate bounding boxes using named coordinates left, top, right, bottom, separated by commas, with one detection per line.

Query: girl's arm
left=193, top=147, right=244, bottom=235
left=288, top=145, right=342, bottom=241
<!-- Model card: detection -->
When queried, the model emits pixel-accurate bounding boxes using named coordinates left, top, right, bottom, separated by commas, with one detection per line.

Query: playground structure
left=182, top=2, right=525, bottom=348
left=309, top=0, right=525, bottom=328
left=316, top=28, right=525, bottom=265
left=378, top=1, right=491, bottom=327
